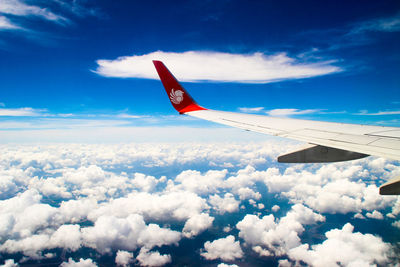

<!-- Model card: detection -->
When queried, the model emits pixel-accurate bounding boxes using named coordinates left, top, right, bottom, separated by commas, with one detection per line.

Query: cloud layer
left=95, top=51, right=341, bottom=83
left=0, top=142, right=398, bottom=266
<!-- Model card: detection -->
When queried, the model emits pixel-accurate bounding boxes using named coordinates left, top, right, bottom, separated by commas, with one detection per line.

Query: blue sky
left=0, top=0, right=400, bottom=142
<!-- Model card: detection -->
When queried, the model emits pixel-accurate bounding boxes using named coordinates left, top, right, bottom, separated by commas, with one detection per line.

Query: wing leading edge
left=153, top=60, right=400, bottom=195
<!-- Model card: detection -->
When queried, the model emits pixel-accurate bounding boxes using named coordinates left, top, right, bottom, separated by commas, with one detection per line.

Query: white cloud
left=365, top=210, right=384, bottom=220
left=60, top=258, right=97, bottom=267
left=217, top=264, right=239, bottom=267
left=353, top=14, right=400, bottom=33
left=116, top=113, right=143, bottom=119
left=201, top=235, right=244, bottom=261
left=262, top=163, right=398, bottom=214
left=0, top=234, right=51, bottom=259
left=272, top=205, right=280, bottom=212
left=130, top=173, right=159, bottom=192
left=172, top=169, right=228, bottom=195
left=88, top=191, right=209, bottom=221
left=209, top=193, right=240, bottom=214
left=236, top=187, right=261, bottom=201
left=356, top=110, right=400, bottom=116
left=0, top=0, right=68, bottom=23
left=239, top=107, right=264, bottom=113
left=52, top=0, right=99, bottom=18
left=0, top=15, right=19, bottom=29
left=0, top=107, right=45, bottom=116
left=287, top=223, right=392, bottom=266
left=81, top=214, right=181, bottom=254
left=182, top=213, right=214, bottom=238
left=49, top=224, right=82, bottom=251
left=94, top=51, right=341, bottom=83
left=136, top=248, right=171, bottom=267
left=266, top=108, right=321, bottom=117
left=115, top=250, right=134, bottom=267
left=0, top=259, right=18, bottom=267
left=353, top=213, right=365, bottom=219
left=236, top=204, right=325, bottom=257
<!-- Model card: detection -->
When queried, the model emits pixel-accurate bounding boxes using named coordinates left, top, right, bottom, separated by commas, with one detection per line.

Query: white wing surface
left=188, top=109, right=400, bottom=161
left=153, top=60, right=400, bottom=195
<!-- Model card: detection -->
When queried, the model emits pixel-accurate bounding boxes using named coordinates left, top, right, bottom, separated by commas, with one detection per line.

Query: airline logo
left=170, top=89, right=184, bottom=104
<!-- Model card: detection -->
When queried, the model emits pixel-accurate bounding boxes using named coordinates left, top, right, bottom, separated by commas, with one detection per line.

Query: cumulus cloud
left=201, top=235, right=244, bottom=261
left=182, top=213, right=214, bottom=238
left=131, top=173, right=159, bottom=192
left=365, top=210, right=384, bottom=220
left=81, top=214, right=181, bottom=254
left=115, top=250, right=134, bottom=267
left=136, top=248, right=171, bottom=267
left=171, top=169, right=228, bottom=195
left=287, top=223, right=392, bottom=266
left=49, top=224, right=82, bottom=251
left=262, top=163, right=398, bottom=214
left=88, top=191, right=209, bottom=221
left=60, top=258, right=97, bottom=267
left=0, top=142, right=397, bottom=265
left=209, top=193, right=240, bottom=214
left=94, top=51, right=341, bottom=83
left=271, top=205, right=280, bottom=212
left=0, top=259, right=18, bottom=267
left=217, top=264, right=239, bottom=267
left=237, top=204, right=325, bottom=257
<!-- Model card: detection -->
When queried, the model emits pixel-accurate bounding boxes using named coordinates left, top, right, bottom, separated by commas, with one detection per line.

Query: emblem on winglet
left=170, top=89, right=184, bottom=104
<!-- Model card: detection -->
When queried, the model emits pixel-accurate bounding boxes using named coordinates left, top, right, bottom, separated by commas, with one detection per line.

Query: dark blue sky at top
left=0, top=0, right=399, bottom=126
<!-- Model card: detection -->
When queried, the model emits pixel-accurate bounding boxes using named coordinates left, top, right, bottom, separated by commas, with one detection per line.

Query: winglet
left=153, top=60, right=206, bottom=114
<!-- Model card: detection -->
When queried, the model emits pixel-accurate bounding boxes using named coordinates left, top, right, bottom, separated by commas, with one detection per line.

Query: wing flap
left=380, top=176, right=400, bottom=195
left=278, top=144, right=368, bottom=163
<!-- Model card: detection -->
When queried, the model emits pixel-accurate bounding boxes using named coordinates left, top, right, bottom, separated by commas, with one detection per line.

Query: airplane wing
left=153, top=60, right=400, bottom=195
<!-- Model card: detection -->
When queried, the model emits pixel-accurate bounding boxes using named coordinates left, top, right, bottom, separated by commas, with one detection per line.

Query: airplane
left=152, top=60, right=400, bottom=195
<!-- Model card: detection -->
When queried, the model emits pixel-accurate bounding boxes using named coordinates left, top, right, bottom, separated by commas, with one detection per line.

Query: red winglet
left=153, top=60, right=206, bottom=114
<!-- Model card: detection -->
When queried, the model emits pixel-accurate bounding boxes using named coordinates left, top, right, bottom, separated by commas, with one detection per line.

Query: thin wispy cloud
left=115, top=113, right=144, bottom=119
left=0, top=0, right=100, bottom=34
left=0, top=15, right=19, bottom=29
left=352, top=14, right=400, bottom=34
left=266, top=108, right=321, bottom=117
left=356, top=110, right=400, bottom=116
left=0, top=107, right=46, bottom=116
left=52, top=0, right=100, bottom=18
left=238, top=107, right=265, bottom=113
left=95, top=51, right=342, bottom=83
left=298, top=13, right=400, bottom=52
left=0, top=0, right=68, bottom=25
